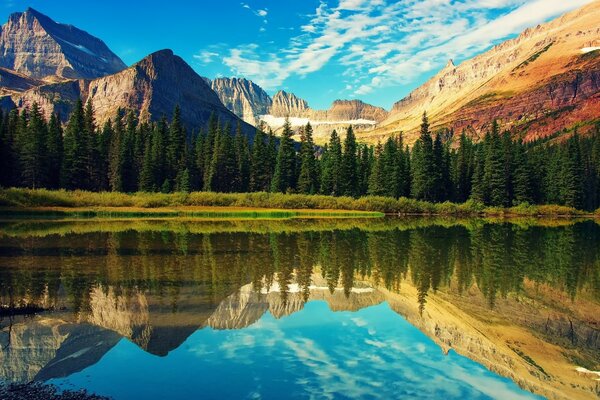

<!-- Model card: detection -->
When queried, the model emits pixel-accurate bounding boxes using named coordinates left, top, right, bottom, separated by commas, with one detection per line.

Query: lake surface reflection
left=0, top=218, right=598, bottom=399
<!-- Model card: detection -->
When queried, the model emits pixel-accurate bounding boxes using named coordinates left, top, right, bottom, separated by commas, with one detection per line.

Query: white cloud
left=223, top=0, right=594, bottom=97
left=241, top=2, right=268, bottom=23
left=193, top=50, right=219, bottom=65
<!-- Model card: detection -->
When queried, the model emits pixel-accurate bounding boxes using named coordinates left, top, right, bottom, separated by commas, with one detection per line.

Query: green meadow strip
left=0, top=188, right=594, bottom=217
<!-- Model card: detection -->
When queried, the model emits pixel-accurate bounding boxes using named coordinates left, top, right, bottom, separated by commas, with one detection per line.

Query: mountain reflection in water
left=0, top=218, right=598, bottom=399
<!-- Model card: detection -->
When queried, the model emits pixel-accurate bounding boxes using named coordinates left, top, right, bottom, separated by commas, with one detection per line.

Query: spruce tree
left=139, top=136, right=155, bottom=192
left=411, top=112, right=436, bottom=201
left=483, top=121, right=508, bottom=206
left=19, top=102, right=46, bottom=188
left=470, top=145, right=486, bottom=204
left=340, top=126, right=358, bottom=197
left=454, top=132, right=473, bottom=203
left=297, top=122, right=318, bottom=194
left=167, top=105, right=185, bottom=186
left=561, top=133, right=584, bottom=209
left=368, top=142, right=385, bottom=196
left=250, top=128, right=270, bottom=192
left=61, top=99, right=88, bottom=190
left=512, top=139, right=532, bottom=204
left=271, top=119, right=297, bottom=193
left=320, top=130, right=342, bottom=195
left=234, top=122, right=250, bottom=192
left=108, top=112, right=124, bottom=192
left=45, top=113, right=63, bottom=189
left=357, top=144, right=373, bottom=197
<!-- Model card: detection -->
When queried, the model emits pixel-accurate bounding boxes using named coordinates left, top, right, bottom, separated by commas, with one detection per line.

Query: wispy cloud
left=222, top=0, right=593, bottom=94
left=241, top=2, right=268, bottom=25
left=193, top=50, right=219, bottom=65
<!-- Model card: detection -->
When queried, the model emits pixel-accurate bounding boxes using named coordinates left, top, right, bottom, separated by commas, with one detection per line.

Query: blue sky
left=0, top=0, right=593, bottom=109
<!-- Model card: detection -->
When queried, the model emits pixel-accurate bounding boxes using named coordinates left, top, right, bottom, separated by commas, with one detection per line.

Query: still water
left=0, top=218, right=598, bottom=399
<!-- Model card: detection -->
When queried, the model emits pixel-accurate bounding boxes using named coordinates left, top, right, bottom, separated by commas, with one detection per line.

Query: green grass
left=0, top=188, right=592, bottom=218
left=512, top=42, right=553, bottom=71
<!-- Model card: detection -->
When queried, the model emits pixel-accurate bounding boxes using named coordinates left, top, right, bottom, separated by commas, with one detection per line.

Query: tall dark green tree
left=411, top=112, right=436, bottom=201
left=297, top=122, right=318, bottom=194
left=340, top=126, right=358, bottom=197
left=483, top=121, right=508, bottom=206
left=250, top=128, right=271, bottom=192
left=271, top=120, right=297, bottom=193
left=368, top=142, right=385, bottom=196
left=320, top=130, right=342, bottom=195
left=19, top=103, right=46, bottom=188
left=61, top=99, right=89, bottom=190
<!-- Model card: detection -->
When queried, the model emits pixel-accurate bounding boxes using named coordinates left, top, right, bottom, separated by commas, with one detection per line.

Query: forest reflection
left=1, top=218, right=598, bottom=314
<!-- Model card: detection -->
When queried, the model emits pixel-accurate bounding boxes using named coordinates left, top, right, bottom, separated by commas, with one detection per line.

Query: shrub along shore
left=0, top=188, right=597, bottom=218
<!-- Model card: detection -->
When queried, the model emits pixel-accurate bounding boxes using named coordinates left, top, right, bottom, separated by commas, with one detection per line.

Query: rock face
left=0, top=67, right=42, bottom=95
left=6, top=49, right=257, bottom=137
left=210, top=77, right=272, bottom=125
left=0, top=8, right=126, bottom=79
left=270, top=90, right=309, bottom=117
left=208, top=77, right=389, bottom=142
left=362, top=1, right=600, bottom=144
left=327, top=99, right=388, bottom=122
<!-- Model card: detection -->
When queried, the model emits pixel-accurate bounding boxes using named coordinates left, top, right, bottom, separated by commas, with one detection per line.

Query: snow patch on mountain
left=259, top=114, right=377, bottom=129
left=56, top=37, right=99, bottom=58
left=580, top=46, right=600, bottom=53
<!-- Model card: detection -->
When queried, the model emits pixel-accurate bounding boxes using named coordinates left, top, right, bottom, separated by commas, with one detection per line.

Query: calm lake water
left=0, top=218, right=599, bottom=399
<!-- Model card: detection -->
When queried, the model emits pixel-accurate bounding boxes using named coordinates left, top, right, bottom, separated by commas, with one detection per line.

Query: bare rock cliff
left=0, top=8, right=126, bottom=79
left=210, top=77, right=272, bottom=125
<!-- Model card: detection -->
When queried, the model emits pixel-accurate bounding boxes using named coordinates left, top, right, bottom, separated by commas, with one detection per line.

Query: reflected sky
left=50, top=301, right=541, bottom=400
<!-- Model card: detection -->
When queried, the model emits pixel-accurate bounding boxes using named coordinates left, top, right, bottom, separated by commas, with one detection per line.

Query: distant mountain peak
left=0, top=8, right=126, bottom=79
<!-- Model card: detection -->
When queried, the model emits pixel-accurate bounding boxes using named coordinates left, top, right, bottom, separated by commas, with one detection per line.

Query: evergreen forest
left=1, top=100, right=600, bottom=211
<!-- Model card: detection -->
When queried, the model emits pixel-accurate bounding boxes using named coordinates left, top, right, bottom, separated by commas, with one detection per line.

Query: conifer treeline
left=1, top=100, right=600, bottom=210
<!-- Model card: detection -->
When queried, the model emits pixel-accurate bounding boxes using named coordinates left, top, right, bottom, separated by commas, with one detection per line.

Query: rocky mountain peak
left=210, top=76, right=272, bottom=125
left=271, top=90, right=309, bottom=117
left=328, top=99, right=388, bottom=122
left=0, top=8, right=126, bottom=79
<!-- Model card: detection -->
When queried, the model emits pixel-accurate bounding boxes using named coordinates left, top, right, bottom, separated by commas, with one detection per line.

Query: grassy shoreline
left=0, top=188, right=597, bottom=218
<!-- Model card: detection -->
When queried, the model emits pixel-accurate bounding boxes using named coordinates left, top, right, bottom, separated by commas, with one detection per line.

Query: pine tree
left=381, top=136, right=399, bottom=198
left=234, top=122, right=250, bottom=192
left=271, top=119, right=297, bottom=193
left=395, top=136, right=410, bottom=198
left=340, top=126, right=358, bottom=197
left=193, top=129, right=205, bottom=191
left=297, top=122, right=318, bottom=194
left=44, top=113, right=63, bottom=189
left=119, top=110, right=137, bottom=192
left=512, top=139, right=532, bottom=204
left=19, top=102, right=46, bottom=188
left=82, top=100, right=95, bottom=188
left=411, top=112, right=436, bottom=201
left=61, top=99, right=89, bottom=190
left=167, top=105, right=185, bottom=187
left=561, top=133, right=584, bottom=209
left=453, top=132, right=473, bottom=203
left=368, top=142, right=385, bottom=196
left=470, top=145, right=486, bottom=204
left=320, top=130, right=342, bottom=195
left=357, top=144, right=373, bottom=196
left=483, top=121, right=508, bottom=206
left=139, top=135, right=155, bottom=192
left=250, top=128, right=270, bottom=191
left=108, top=112, right=124, bottom=192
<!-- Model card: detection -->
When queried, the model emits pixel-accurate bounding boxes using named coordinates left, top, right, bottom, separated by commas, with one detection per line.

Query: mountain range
left=0, top=4, right=599, bottom=144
